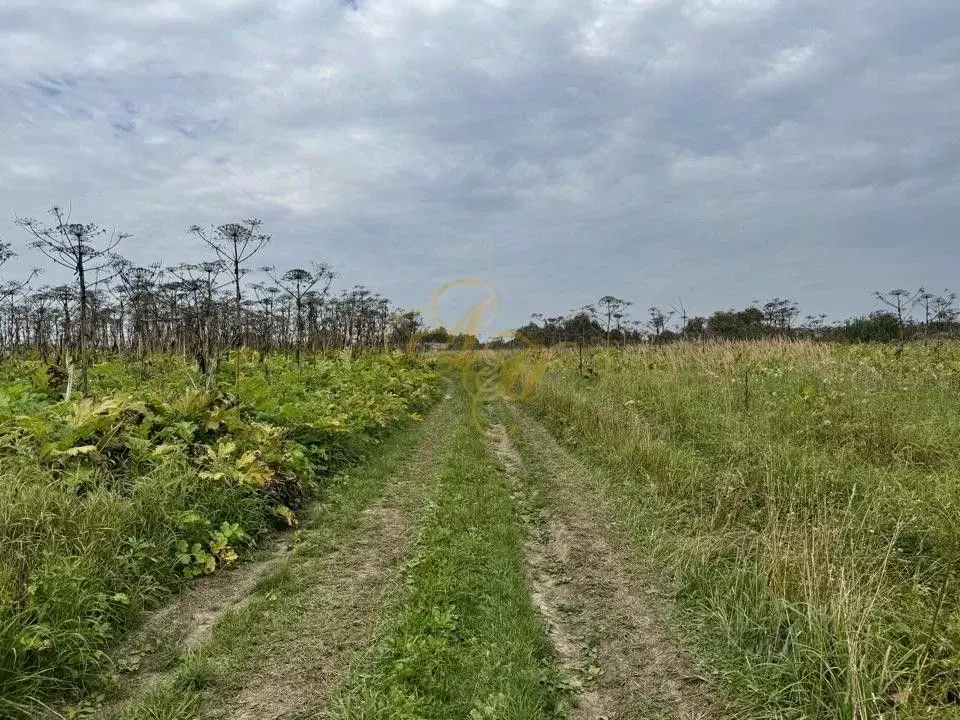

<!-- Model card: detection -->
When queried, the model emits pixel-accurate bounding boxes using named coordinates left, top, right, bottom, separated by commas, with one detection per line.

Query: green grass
left=106, top=385, right=457, bottom=719
left=503, top=340, right=960, bottom=720
left=0, top=352, right=440, bottom=719
left=326, top=391, right=565, bottom=720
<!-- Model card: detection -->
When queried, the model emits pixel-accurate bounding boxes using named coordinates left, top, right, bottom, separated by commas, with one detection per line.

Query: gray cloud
left=1, top=0, right=958, bottom=331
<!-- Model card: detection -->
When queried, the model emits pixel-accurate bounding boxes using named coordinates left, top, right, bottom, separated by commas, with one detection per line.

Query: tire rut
left=216, top=398, right=456, bottom=720
left=75, top=538, right=293, bottom=719
left=221, top=503, right=410, bottom=720
left=492, top=408, right=732, bottom=720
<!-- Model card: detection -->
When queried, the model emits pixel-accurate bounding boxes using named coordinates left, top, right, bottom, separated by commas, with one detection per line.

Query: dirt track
left=492, top=405, right=729, bottom=719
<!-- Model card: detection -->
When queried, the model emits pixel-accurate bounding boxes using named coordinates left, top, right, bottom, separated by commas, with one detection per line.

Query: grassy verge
left=0, top=353, right=440, bottom=719
left=102, top=391, right=458, bottom=720
left=326, top=390, right=565, bottom=720
left=502, top=342, right=960, bottom=720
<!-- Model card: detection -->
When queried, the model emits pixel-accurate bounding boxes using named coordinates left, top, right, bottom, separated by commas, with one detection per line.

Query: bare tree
left=189, top=220, right=270, bottom=394
left=0, top=274, right=40, bottom=355
left=113, top=260, right=164, bottom=371
left=934, top=291, right=957, bottom=328
left=16, top=207, right=126, bottom=395
left=648, top=306, right=674, bottom=341
left=168, top=261, right=231, bottom=388
left=670, top=298, right=689, bottom=338
left=914, top=287, right=936, bottom=343
left=27, top=287, right=58, bottom=361
left=874, top=289, right=913, bottom=342
left=613, top=310, right=627, bottom=345
left=598, top=296, right=630, bottom=347
left=0, top=241, right=41, bottom=356
left=0, top=213, right=431, bottom=375
left=264, top=263, right=335, bottom=371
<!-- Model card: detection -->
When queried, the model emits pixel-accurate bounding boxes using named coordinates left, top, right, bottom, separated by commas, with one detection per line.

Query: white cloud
left=0, top=0, right=958, bottom=328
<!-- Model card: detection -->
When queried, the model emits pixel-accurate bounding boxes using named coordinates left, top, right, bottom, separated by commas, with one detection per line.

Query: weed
left=0, top=353, right=440, bottom=717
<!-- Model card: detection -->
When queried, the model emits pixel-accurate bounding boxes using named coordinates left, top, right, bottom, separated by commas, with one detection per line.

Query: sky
left=1, top=0, right=958, bottom=334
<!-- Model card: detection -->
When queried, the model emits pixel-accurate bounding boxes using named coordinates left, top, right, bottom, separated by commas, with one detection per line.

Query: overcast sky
left=1, top=0, right=958, bottom=332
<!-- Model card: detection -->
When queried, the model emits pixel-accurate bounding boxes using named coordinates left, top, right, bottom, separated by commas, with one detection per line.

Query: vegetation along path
left=98, top=391, right=460, bottom=720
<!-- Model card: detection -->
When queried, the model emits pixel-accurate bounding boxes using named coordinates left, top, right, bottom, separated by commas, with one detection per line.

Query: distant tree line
left=4, top=206, right=951, bottom=390
left=496, top=288, right=959, bottom=349
left=1, top=206, right=428, bottom=396
left=417, top=327, right=480, bottom=350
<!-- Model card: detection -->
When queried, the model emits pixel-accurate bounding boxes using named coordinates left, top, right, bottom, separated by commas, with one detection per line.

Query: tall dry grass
left=506, top=340, right=960, bottom=719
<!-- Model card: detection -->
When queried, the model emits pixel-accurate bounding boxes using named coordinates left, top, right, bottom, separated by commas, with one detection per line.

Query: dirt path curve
left=96, top=537, right=292, bottom=714
left=217, top=398, right=456, bottom=720
left=491, top=405, right=733, bottom=720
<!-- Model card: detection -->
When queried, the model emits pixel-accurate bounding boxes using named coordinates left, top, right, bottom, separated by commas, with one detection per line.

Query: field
left=3, top=341, right=959, bottom=719
left=507, top=340, right=960, bottom=718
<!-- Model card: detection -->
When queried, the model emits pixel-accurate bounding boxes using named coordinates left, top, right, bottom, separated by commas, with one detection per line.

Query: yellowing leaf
left=59, top=444, right=98, bottom=457
left=272, top=504, right=299, bottom=527
left=209, top=536, right=227, bottom=554
left=236, top=451, right=258, bottom=468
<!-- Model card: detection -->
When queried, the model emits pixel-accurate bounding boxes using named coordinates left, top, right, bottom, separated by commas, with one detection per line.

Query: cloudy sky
left=1, top=0, right=958, bottom=332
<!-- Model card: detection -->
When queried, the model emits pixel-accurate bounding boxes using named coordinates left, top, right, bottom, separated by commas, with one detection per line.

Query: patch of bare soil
left=225, top=505, right=408, bottom=720
left=171, top=541, right=292, bottom=651
left=222, top=502, right=413, bottom=720
left=490, top=416, right=731, bottom=720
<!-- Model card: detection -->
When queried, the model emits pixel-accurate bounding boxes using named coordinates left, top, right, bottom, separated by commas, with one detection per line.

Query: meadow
left=505, top=339, right=960, bottom=718
left=5, top=339, right=959, bottom=720
left=0, top=352, right=440, bottom=719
